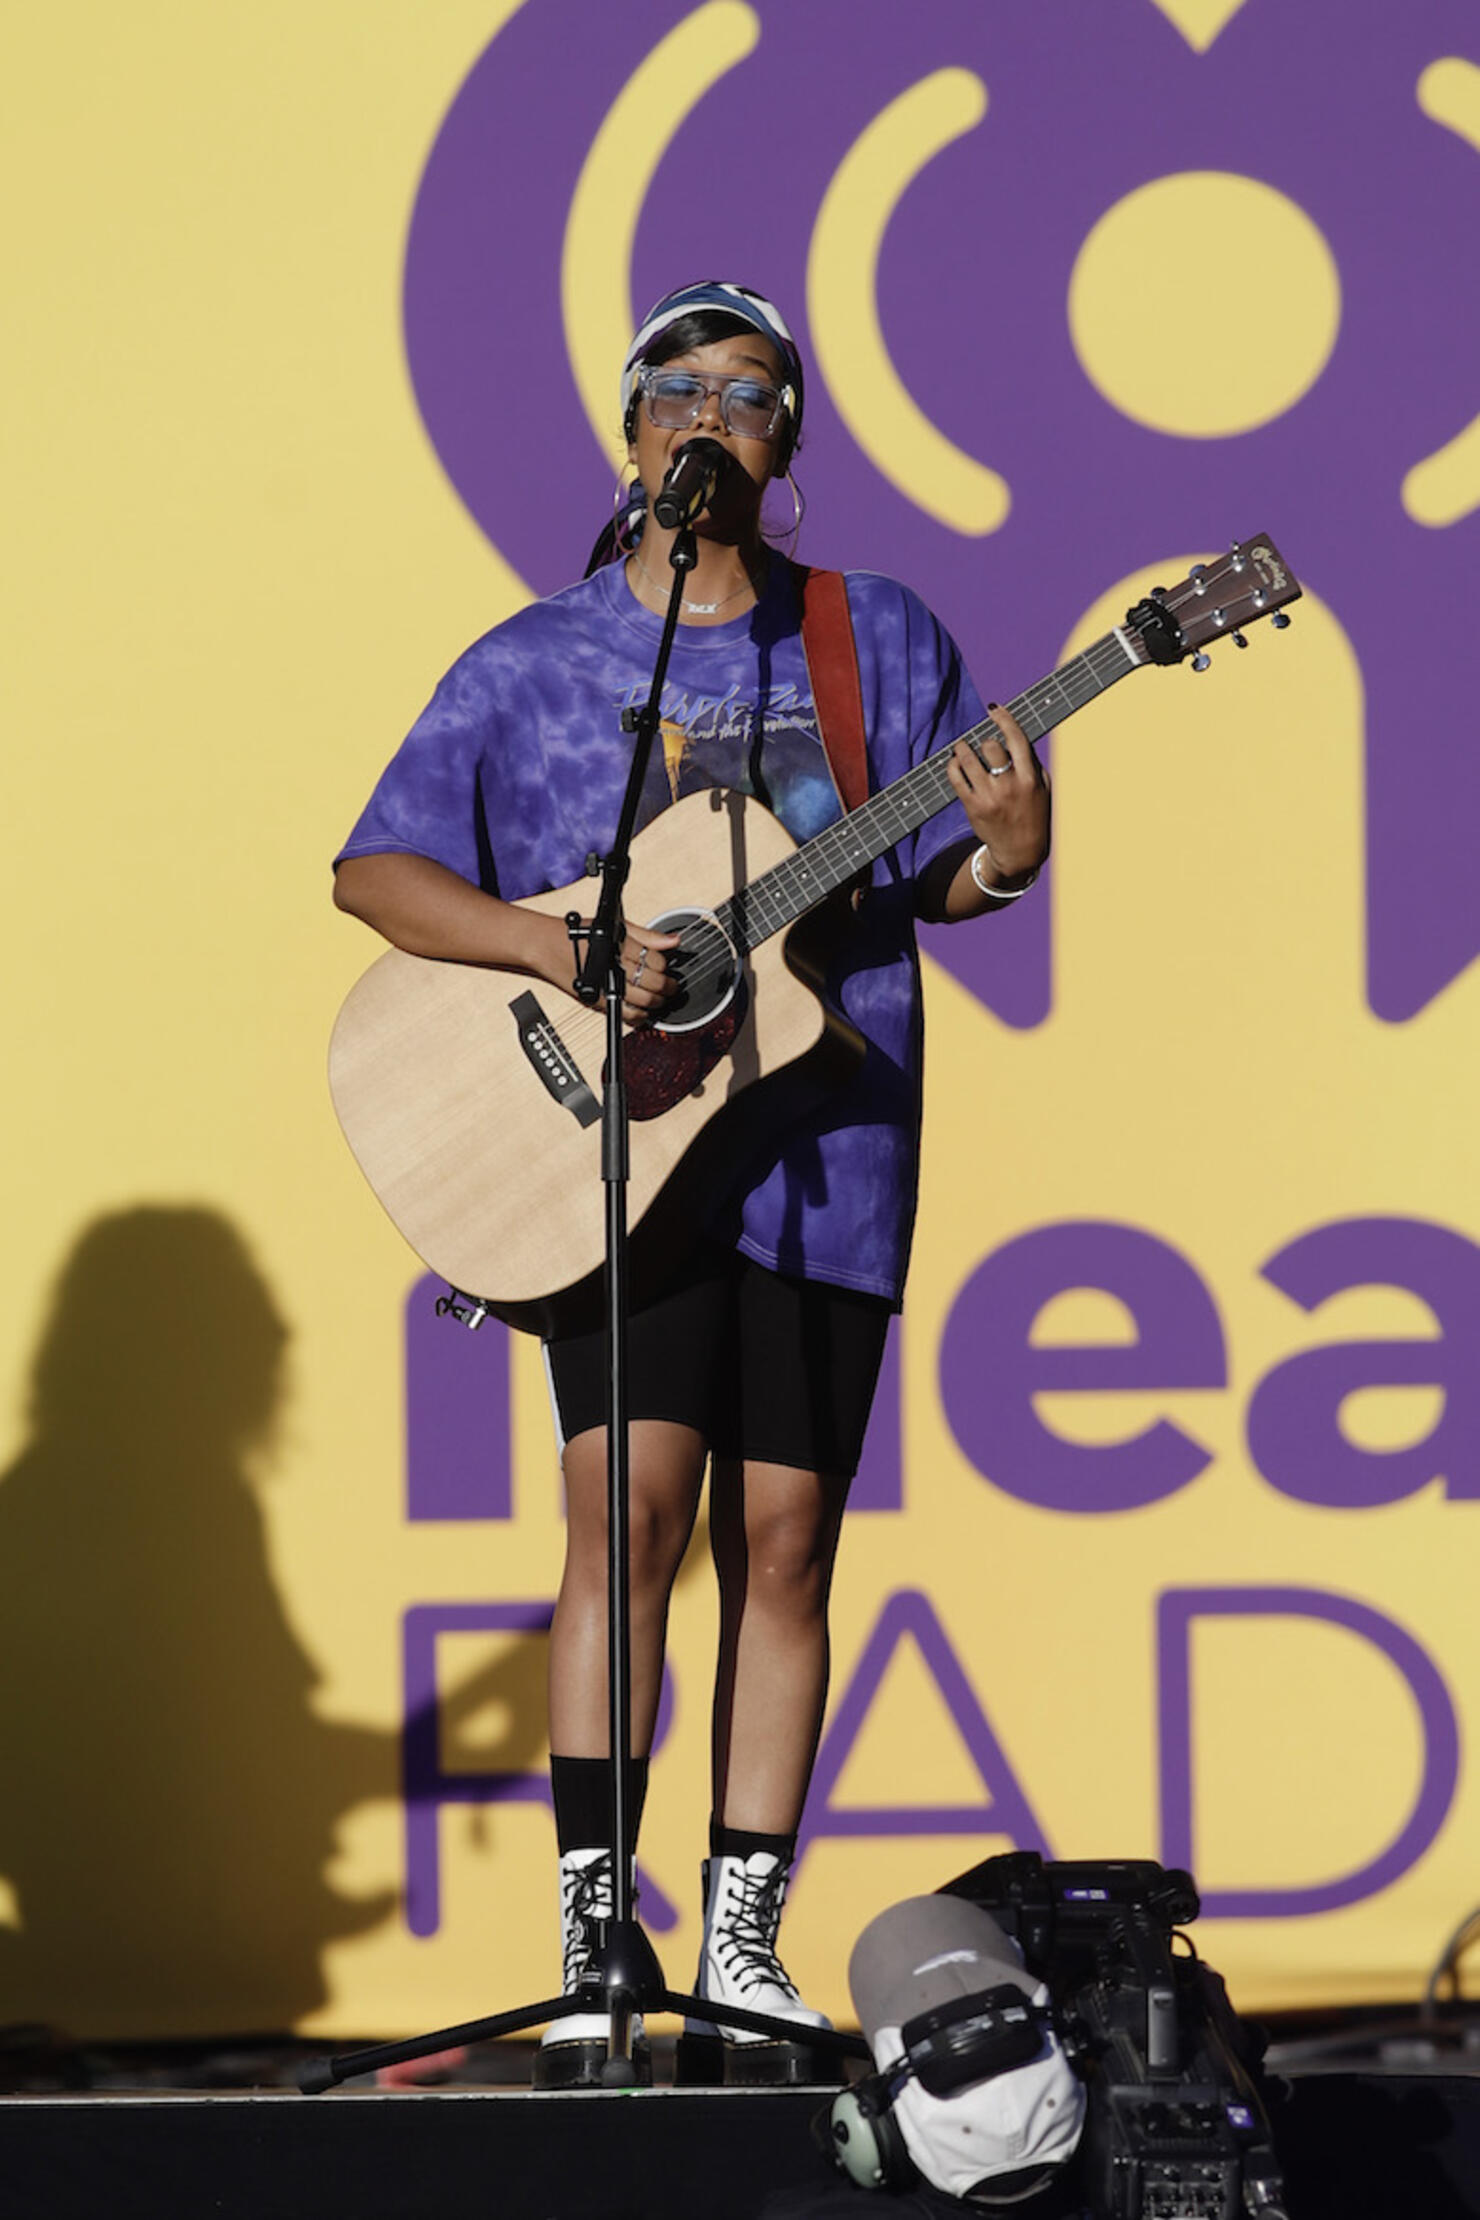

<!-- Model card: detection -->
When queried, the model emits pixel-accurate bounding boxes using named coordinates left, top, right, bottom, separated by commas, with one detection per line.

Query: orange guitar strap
left=798, top=565, right=870, bottom=815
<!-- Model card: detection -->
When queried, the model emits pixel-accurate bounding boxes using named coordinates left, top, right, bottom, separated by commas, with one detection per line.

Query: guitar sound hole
left=647, top=907, right=741, bottom=1034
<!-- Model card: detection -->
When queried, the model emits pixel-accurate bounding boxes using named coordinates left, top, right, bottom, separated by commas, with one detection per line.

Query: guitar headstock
left=1129, top=534, right=1302, bottom=668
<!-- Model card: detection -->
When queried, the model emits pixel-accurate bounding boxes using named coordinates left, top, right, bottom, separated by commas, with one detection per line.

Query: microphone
left=652, top=437, right=726, bottom=529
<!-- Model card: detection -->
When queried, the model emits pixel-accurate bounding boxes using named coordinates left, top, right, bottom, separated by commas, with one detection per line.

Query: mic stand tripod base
left=532, top=1917, right=663, bottom=2091
left=294, top=1940, right=871, bottom=2094
left=533, top=1916, right=866, bottom=2090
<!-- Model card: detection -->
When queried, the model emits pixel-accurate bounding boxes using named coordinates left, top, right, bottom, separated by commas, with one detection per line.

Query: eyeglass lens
left=643, top=372, right=782, bottom=438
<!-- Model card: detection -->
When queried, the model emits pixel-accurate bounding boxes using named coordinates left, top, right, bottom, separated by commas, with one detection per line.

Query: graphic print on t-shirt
left=630, top=678, right=838, bottom=844
left=659, top=719, right=691, bottom=802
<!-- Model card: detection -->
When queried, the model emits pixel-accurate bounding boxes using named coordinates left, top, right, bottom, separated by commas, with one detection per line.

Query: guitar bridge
left=510, top=991, right=600, bottom=1127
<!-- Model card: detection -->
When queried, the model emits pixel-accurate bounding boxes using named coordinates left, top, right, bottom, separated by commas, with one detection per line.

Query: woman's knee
left=629, top=1495, right=696, bottom=1596
left=740, top=1492, right=843, bottom=1614
left=562, top=1426, right=703, bottom=1603
left=562, top=1500, right=689, bottom=1603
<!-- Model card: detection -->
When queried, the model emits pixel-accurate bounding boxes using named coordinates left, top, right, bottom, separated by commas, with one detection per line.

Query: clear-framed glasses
left=636, top=365, right=792, bottom=441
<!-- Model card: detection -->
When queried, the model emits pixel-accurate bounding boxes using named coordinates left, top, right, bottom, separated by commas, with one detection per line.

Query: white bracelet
left=970, top=845, right=1039, bottom=900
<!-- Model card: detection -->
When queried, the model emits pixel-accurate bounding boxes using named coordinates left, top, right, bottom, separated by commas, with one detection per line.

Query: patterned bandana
left=620, top=280, right=805, bottom=437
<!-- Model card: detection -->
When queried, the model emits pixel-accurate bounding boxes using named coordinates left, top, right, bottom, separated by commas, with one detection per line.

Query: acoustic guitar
left=329, top=537, right=1300, bottom=1332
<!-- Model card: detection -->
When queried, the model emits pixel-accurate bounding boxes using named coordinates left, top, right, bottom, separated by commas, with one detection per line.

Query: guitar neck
left=715, top=620, right=1148, bottom=951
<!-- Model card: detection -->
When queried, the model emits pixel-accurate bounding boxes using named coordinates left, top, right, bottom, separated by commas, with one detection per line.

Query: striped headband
left=620, top=280, right=804, bottom=434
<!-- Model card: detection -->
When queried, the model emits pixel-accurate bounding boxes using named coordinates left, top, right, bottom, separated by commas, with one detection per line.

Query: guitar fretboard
left=713, top=622, right=1146, bottom=952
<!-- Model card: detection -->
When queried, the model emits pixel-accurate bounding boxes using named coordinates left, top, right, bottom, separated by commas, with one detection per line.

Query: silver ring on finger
left=987, top=759, right=1013, bottom=777
left=633, top=948, right=648, bottom=982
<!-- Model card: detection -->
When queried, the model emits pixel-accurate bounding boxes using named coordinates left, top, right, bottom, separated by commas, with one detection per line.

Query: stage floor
left=4, top=2037, right=1480, bottom=2218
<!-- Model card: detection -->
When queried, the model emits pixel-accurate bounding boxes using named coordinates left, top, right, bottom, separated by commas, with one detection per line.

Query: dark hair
left=644, top=308, right=761, bottom=365
left=622, top=308, right=799, bottom=468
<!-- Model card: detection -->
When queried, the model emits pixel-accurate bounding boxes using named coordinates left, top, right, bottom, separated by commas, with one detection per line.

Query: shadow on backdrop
left=0, top=1206, right=403, bottom=2040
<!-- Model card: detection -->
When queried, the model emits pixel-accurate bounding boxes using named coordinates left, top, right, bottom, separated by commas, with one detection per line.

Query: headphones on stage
left=823, top=1984, right=1059, bottom=2192
left=825, top=2061, right=914, bottom=2190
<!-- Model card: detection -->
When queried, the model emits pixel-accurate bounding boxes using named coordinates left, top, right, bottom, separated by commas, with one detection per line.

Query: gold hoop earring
left=762, top=468, right=805, bottom=554
left=784, top=468, right=805, bottom=554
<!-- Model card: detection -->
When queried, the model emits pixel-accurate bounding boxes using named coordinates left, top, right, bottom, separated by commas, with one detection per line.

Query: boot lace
left=712, top=1863, right=798, bottom=1998
left=560, top=1852, right=613, bottom=1988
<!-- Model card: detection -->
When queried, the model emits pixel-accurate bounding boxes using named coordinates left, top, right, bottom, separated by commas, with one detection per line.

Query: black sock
left=551, top=1754, right=649, bottom=1858
left=709, top=1820, right=797, bottom=1867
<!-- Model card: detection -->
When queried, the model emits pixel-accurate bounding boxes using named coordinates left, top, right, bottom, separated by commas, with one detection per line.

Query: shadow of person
left=0, top=1206, right=398, bottom=2042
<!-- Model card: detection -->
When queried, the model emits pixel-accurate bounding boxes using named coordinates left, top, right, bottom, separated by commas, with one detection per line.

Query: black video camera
left=938, top=1853, right=1289, bottom=2220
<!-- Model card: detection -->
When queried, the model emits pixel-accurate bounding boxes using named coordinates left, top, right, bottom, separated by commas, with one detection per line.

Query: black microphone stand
left=298, top=521, right=868, bottom=2095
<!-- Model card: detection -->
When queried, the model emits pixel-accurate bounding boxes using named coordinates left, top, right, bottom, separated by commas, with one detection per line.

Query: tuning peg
left=1191, top=652, right=1211, bottom=672
left=1270, top=612, right=1291, bottom=630
left=1232, top=631, right=1248, bottom=649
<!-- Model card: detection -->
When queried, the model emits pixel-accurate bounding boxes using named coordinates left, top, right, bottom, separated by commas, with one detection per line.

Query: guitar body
left=328, top=786, right=864, bottom=1333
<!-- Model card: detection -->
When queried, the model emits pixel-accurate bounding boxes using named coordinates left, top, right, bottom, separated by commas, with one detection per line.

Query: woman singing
left=333, top=280, right=1050, bottom=2083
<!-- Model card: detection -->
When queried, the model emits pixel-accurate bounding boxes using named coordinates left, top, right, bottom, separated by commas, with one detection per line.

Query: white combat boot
left=689, top=1850, right=832, bottom=2042
left=535, top=1845, right=648, bottom=2084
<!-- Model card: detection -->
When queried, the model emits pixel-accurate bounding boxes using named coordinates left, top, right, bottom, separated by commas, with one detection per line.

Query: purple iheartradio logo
left=386, top=0, right=1480, bottom=1952
left=403, top=0, right=1480, bottom=1028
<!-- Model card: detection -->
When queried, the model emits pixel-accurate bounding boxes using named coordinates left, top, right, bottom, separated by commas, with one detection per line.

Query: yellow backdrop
left=4, top=0, right=1476, bottom=2042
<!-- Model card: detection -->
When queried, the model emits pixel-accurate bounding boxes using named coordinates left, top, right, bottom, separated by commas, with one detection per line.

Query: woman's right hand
left=615, top=924, right=683, bottom=1028
left=541, top=911, right=682, bottom=1028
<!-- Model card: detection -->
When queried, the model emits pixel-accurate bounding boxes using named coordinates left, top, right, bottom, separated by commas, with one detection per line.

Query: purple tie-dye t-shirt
left=337, top=558, right=988, bottom=1304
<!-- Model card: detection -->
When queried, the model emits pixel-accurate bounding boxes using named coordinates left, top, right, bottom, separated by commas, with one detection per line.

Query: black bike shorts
left=543, top=1242, right=892, bottom=1478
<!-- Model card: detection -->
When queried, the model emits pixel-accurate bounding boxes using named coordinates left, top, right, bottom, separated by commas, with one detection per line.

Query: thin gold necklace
left=630, top=551, right=765, bottom=617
